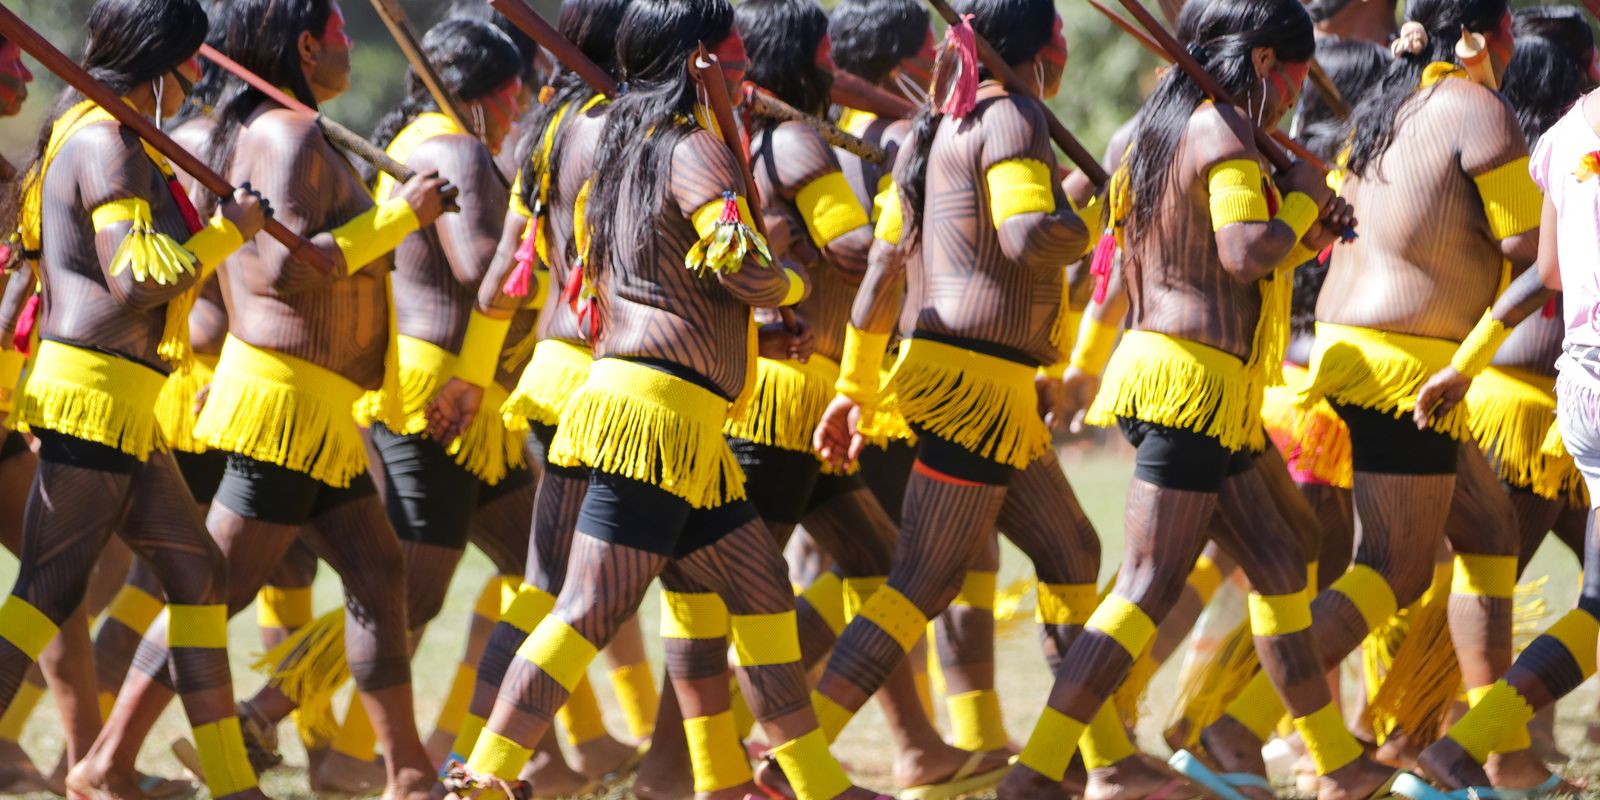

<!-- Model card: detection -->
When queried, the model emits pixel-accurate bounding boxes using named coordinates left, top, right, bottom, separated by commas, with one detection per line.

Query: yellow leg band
left=0, top=680, right=44, bottom=741
left=167, top=604, right=228, bottom=649
left=609, top=662, right=659, bottom=739
left=435, top=663, right=477, bottom=737
left=661, top=591, right=729, bottom=639
left=555, top=674, right=608, bottom=745
left=1224, top=671, right=1286, bottom=743
left=1079, top=703, right=1136, bottom=770
left=1446, top=680, right=1535, bottom=763
left=1451, top=554, right=1517, bottom=599
left=1019, top=706, right=1087, bottom=782
left=473, top=576, right=505, bottom=619
left=1465, top=684, right=1533, bottom=754
left=466, top=729, right=535, bottom=782
left=811, top=690, right=855, bottom=744
left=256, top=586, right=312, bottom=630
left=1306, top=561, right=1319, bottom=595
left=0, top=597, right=57, bottom=661
left=1189, top=556, right=1224, bottom=605
left=842, top=576, right=885, bottom=623
left=730, top=680, right=757, bottom=738
left=1247, top=591, right=1312, bottom=637
left=108, top=584, right=166, bottom=634
left=332, top=694, right=377, bottom=760
left=1329, top=565, right=1398, bottom=632
left=858, top=586, right=928, bottom=652
left=450, top=713, right=487, bottom=764
left=951, top=571, right=997, bottom=611
left=1085, top=595, right=1157, bottom=658
left=1036, top=582, right=1099, bottom=626
left=800, top=573, right=846, bottom=636
left=1293, top=702, right=1363, bottom=775
left=1543, top=608, right=1600, bottom=677
left=501, top=583, right=556, bottom=634
left=193, top=717, right=259, bottom=796
left=947, top=688, right=1008, bottom=752
left=517, top=618, right=599, bottom=692
left=685, top=711, right=754, bottom=792
left=731, top=611, right=802, bottom=666
left=768, top=728, right=852, bottom=800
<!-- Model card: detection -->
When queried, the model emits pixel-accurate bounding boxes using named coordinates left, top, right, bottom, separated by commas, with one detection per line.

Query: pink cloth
left=1529, top=99, right=1600, bottom=351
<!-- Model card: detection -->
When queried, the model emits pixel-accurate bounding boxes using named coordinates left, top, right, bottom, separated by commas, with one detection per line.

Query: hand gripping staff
left=0, top=4, right=332, bottom=272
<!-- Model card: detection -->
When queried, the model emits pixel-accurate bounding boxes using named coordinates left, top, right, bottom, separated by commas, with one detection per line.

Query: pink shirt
left=1530, top=98, right=1600, bottom=351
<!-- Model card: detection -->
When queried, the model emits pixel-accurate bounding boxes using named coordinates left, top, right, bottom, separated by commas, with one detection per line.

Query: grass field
left=0, top=448, right=1595, bottom=798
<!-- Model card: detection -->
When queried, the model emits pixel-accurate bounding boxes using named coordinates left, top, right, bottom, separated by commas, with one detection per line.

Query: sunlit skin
left=474, top=75, right=524, bottom=154
left=0, top=42, right=33, bottom=117
left=302, top=2, right=353, bottom=103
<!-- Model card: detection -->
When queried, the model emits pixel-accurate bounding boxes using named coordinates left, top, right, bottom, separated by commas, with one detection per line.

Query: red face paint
left=480, top=75, right=523, bottom=149
left=1487, top=10, right=1514, bottom=65
left=0, top=41, right=32, bottom=113
left=323, top=4, right=353, bottom=50
left=899, top=26, right=937, bottom=86
left=713, top=31, right=748, bottom=87
left=1040, top=15, right=1066, bottom=67
left=1272, top=61, right=1308, bottom=107
left=816, top=33, right=836, bottom=71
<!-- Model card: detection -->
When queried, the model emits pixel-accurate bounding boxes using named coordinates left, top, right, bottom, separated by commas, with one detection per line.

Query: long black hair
left=201, top=0, right=334, bottom=213
left=1123, top=0, right=1312, bottom=249
left=369, top=18, right=522, bottom=160
left=895, top=0, right=1056, bottom=240
left=1299, top=38, right=1389, bottom=161
left=1343, top=0, right=1507, bottom=177
left=510, top=0, right=632, bottom=213
left=737, top=0, right=833, bottom=117
left=583, top=0, right=735, bottom=284
left=449, top=2, right=543, bottom=86
left=1502, top=6, right=1594, bottom=147
left=174, top=0, right=232, bottom=125
left=828, top=0, right=929, bottom=85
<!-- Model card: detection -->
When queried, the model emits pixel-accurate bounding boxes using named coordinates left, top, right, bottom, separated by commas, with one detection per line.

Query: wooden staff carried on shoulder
left=0, top=5, right=332, bottom=271
left=744, top=86, right=889, bottom=164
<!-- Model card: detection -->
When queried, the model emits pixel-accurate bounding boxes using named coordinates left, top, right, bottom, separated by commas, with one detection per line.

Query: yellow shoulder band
left=455, top=310, right=513, bottom=388
left=873, top=182, right=904, bottom=246
left=1451, top=310, right=1512, bottom=378
left=986, top=158, right=1056, bottom=229
left=183, top=215, right=244, bottom=277
left=1275, top=191, right=1320, bottom=242
left=334, top=197, right=420, bottom=276
left=837, top=324, right=890, bottom=406
left=1474, top=156, right=1542, bottom=240
left=691, top=194, right=756, bottom=239
left=1207, top=159, right=1270, bottom=230
left=795, top=171, right=870, bottom=248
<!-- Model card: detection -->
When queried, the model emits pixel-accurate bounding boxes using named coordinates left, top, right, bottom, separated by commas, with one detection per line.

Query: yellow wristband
left=333, top=197, right=420, bottom=275
left=1069, top=318, right=1119, bottom=377
left=183, top=215, right=244, bottom=276
left=836, top=324, right=890, bottom=406
left=1451, top=309, right=1512, bottom=378
left=456, top=310, right=513, bottom=387
left=1275, top=191, right=1320, bottom=242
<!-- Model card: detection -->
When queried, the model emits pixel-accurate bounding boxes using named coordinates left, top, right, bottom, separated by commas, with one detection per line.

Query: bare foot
left=522, top=748, right=594, bottom=796
left=0, top=739, right=52, bottom=794
left=66, top=756, right=157, bottom=800
left=570, top=735, right=639, bottom=779
left=892, top=741, right=1011, bottom=789
left=382, top=765, right=439, bottom=800
left=1415, top=737, right=1491, bottom=792
left=1486, top=750, right=1583, bottom=794
left=1316, top=754, right=1400, bottom=800
left=1374, top=730, right=1421, bottom=773
left=311, top=750, right=388, bottom=795
left=632, top=744, right=694, bottom=800
left=1086, top=754, right=1205, bottom=800
left=1198, top=718, right=1273, bottom=800
left=995, top=764, right=1076, bottom=800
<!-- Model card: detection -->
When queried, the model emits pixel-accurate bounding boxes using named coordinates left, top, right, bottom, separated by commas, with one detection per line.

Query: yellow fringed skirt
left=18, top=340, right=167, bottom=460
left=548, top=358, right=744, bottom=509
left=1261, top=362, right=1352, bottom=489
left=723, top=354, right=839, bottom=453
left=879, top=336, right=1049, bottom=469
left=391, top=336, right=526, bottom=485
left=193, top=336, right=368, bottom=488
left=1296, top=323, right=1470, bottom=441
left=155, top=352, right=219, bottom=455
left=501, top=338, right=592, bottom=430
left=1466, top=366, right=1580, bottom=501
left=1085, top=330, right=1263, bottom=452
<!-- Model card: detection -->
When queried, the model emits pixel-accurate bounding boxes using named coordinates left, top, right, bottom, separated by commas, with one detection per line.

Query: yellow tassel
left=1086, top=330, right=1263, bottom=453
left=17, top=340, right=166, bottom=460
left=723, top=355, right=841, bottom=453
left=1365, top=564, right=1456, bottom=746
left=881, top=337, right=1050, bottom=469
left=1166, top=620, right=1259, bottom=748
left=447, top=381, right=523, bottom=484
left=1261, top=363, right=1353, bottom=489
left=252, top=609, right=349, bottom=740
left=1297, top=323, right=1471, bottom=442
left=1466, top=368, right=1568, bottom=499
left=155, top=354, right=218, bottom=454
left=502, top=339, right=593, bottom=431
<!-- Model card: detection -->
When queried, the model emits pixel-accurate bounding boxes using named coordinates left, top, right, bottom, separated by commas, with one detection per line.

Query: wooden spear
left=829, top=68, right=918, bottom=119
left=488, top=0, right=619, bottom=96
left=746, top=86, right=889, bottom=164
left=0, top=7, right=332, bottom=271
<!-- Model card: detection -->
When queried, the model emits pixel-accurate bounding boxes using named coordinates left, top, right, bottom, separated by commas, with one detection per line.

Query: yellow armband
left=333, top=197, right=420, bottom=276
left=183, top=215, right=244, bottom=278
left=91, top=198, right=198, bottom=285
left=1450, top=309, right=1512, bottom=378
left=986, top=158, right=1055, bottom=228
left=1075, top=195, right=1104, bottom=254
left=1208, top=159, right=1270, bottom=229
left=795, top=171, right=870, bottom=248
left=1275, top=192, right=1321, bottom=242
left=873, top=183, right=904, bottom=246
left=1069, top=318, right=1119, bottom=377
left=0, top=349, right=23, bottom=415
left=686, top=193, right=771, bottom=276
left=781, top=267, right=806, bottom=306
left=1474, top=156, right=1542, bottom=240
left=837, top=324, right=890, bottom=406
left=456, top=310, right=514, bottom=387
left=692, top=194, right=756, bottom=238
left=508, top=171, right=532, bottom=220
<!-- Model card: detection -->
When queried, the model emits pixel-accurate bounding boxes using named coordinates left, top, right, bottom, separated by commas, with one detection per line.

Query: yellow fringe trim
left=393, top=335, right=453, bottom=436
left=1365, top=563, right=1457, bottom=746
left=18, top=340, right=167, bottom=459
left=155, top=353, right=218, bottom=454
left=880, top=337, right=1048, bottom=469
left=253, top=609, right=348, bottom=740
left=1261, top=362, right=1352, bottom=489
left=194, top=336, right=367, bottom=487
left=1087, top=330, right=1264, bottom=452
left=548, top=358, right=743, bottom=509
left=723, top=354, right=839, bottom=454
left=1167, top=619, right=1258, bottom=747
left=501, top=338, right=592, bottom=430
left=1466, top=367, right=1577, bottom=500
left=1297, top=323, right=1471, bottom=441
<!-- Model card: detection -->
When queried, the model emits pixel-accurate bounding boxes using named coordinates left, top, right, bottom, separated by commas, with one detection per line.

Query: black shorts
left=858, top=439, right=917, bottom=523
left=730, top=437, right=821, bottom=525
left=1117, top=417, right=1253, bottom=492
left=1333, top=402, right=1457, bottom=475
left=0, top=430, right=30, bottom=463
left=576, top=470, right=758, bottom=558
left=527, top=421, right=586, bottom=480
left=32, top=428, right=139, bottom=474
left=213, top=453, right=378, bottom=527
left=479, top=463, right=536, bottom=506
left=913, top=429, right=1013, bottom=486
left=370, top=423, right=482, bottom=549
left=174, top=449, right=227, bottom=505
left=808, top=471, right=865, bottom=513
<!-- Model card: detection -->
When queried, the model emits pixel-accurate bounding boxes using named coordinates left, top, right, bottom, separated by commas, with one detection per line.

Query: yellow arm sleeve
left=182, top=215, right=244, bottom=279
left=1450, top=309, right=1512, bottom=378
left=837, top=324, right=891, bottom=406
left=1473, top=156, right=1542, bottom=240
left=333, top=197, right=420, bottom=275
left=455, top=310, right=514, bottom=387
left=1070, top=318, right=1120, bottom=377
left=873, top=183, right=904, bottom=246
left=794, top=171, right=870, bottom=248
left=986, top=158, right=1056, bottom=229
left=1207, top=159, right=1270, bottom=230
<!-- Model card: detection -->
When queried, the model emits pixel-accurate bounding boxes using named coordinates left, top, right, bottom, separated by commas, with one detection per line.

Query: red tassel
left=936, top=15, right=980, bottom=118
left=717, top=191, right=742, bottom=224
left=1261, top=177, right=1279, bottom=217
left=502, top=219, right=538, bottom=297
left=167, top=178, right=203, bottom=235
left=1089, top=233, right=1116, bottom=304
left=560, top=264, right=584, bottom=308
left=1318, top=244, right=1334, bottom=265
left=1543, top=295, right=1557, bottom=319
left=13, top=293, right=38, bottom=355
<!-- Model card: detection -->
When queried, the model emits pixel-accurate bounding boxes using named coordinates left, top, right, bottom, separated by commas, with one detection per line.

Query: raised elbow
left=824, top=228, right=875, bottom=282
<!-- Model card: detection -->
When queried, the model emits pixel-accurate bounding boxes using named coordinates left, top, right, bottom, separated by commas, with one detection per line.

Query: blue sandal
left=1168, top=750, right=1275, bottom=800
left=1391, top=772, right=1499, bottom=800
